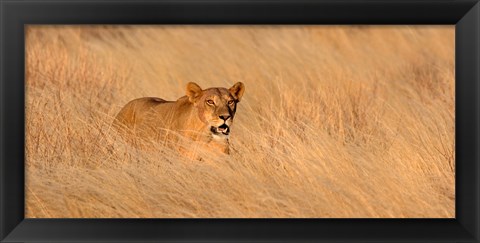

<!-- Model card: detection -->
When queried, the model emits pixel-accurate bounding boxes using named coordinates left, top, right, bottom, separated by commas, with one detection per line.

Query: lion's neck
left=207, top=138, right=230, bottom=154
left=174, top=96, right=208, bottom=136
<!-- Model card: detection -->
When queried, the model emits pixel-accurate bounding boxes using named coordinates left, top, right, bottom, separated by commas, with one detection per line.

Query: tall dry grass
left=25, top=25, right=454, bottom=218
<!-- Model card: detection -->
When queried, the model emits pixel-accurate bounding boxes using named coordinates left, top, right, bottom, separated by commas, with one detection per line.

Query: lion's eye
left=206, top=100, right=215, bottom=105
left=228, top=100, right=234, bottom=105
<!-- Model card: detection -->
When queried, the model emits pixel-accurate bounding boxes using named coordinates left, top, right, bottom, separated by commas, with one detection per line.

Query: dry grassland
left=25, top=25, right=454, bottom=218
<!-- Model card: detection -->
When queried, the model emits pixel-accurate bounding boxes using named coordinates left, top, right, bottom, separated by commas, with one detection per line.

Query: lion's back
left=113, top=97, right=173, bottom=130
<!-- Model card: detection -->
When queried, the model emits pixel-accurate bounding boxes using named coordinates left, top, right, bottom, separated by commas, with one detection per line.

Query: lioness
left=113, top=82, right=245, bottom=155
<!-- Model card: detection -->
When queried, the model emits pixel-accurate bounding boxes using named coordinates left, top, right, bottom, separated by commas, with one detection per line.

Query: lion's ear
left=186, top=82, right=203, bottom=103
left=229, top=82, right=245, bottom=102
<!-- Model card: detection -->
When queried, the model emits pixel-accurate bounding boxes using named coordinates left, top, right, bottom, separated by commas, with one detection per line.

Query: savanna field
left=25, top=26, right=455, bottom=218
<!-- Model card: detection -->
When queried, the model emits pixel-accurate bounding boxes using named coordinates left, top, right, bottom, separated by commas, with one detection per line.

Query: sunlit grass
left=25, top=25, right=454, bottom=218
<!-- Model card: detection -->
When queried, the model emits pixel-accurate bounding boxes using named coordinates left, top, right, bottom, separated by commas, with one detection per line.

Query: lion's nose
left=219, top=115, right=230, bottom=121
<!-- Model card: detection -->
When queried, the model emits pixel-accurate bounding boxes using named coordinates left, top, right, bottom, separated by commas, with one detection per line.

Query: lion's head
left=186, top=82, right=245, bottom=139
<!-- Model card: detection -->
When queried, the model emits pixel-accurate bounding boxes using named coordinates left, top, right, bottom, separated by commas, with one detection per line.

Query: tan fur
left=113, top=82, right=245, bottom=156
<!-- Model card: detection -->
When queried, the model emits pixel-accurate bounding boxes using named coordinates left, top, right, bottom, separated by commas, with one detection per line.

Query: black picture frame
left=1, top=0, right=479, bottom=242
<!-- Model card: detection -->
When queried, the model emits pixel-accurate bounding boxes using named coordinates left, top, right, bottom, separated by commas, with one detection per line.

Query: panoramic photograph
left=25, top=25, right=454, bottom=218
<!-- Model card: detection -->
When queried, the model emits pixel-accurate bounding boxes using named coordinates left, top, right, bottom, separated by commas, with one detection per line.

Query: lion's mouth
left=211, top=124, right=230, bottom=136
